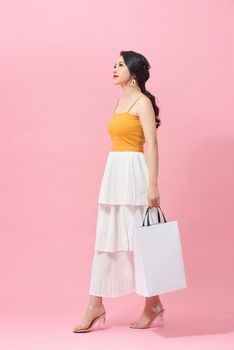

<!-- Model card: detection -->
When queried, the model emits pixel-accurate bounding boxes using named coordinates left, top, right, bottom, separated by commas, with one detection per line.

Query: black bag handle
left=142, top=206, right=167, bottom=226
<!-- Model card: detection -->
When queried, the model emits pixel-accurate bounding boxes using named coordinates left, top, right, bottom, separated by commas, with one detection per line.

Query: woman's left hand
left=147, top=184, right=160, bottom=208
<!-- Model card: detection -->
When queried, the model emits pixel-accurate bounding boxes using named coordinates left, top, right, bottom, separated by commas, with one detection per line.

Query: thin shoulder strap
left=113, top=98, right=120, bottom=114
left=127, top=95, right=142, bottom=113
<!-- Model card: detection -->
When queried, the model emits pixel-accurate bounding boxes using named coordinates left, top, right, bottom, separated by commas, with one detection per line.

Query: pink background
left=0, top=0, right=234, bottom=348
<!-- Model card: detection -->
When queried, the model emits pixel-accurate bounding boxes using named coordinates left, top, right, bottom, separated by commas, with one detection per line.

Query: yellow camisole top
left=107, top=95, right=145, bottom=152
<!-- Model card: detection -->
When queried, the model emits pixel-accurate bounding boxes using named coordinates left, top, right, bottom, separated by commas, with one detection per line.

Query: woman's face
left=113, top=56, right=131, bottom=85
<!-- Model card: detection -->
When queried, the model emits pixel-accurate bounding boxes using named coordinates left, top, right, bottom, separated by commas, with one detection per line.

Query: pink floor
left=1, top=283, right=234, bottom=350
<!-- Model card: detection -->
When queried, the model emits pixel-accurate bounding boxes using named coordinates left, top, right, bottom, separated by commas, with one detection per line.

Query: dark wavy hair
left=120, top=50, right=161, bottom=128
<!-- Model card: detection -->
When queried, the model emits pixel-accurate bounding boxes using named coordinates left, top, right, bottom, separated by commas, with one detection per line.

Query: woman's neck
left=121, top=84, right=141, bottom=98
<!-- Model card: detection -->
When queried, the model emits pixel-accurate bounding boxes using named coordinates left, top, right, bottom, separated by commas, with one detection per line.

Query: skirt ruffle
left=94, top=203, right=149, bottom=252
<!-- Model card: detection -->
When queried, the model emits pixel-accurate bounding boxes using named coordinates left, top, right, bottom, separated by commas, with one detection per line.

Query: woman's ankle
left=145, top=296, right=163, bottom=310
left=88, top=295, right=103, bottom=309
left=88, top=303, right=104, bottom=311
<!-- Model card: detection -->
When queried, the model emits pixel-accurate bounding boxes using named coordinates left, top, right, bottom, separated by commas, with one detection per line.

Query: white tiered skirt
left=89, top=151, right=155, bottom=297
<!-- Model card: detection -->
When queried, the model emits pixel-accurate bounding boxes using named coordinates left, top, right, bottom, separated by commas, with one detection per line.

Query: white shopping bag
left=132, top=206, right=187, bottom=297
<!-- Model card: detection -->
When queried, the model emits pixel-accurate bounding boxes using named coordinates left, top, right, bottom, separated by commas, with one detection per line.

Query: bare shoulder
left=137, top=94, right=154, bottom=115
left=138, top=93, right=152, bottom=107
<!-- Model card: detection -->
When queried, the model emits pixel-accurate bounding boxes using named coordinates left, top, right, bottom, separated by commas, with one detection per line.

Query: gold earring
left=131, top=79, right=136, bottom=86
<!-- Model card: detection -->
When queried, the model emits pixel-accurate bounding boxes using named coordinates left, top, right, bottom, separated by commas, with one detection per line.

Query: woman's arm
left=138, top=96, right=160, bottom=208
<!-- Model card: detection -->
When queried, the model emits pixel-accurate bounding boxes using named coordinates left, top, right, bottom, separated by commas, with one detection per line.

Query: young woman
left=73, top=50, right=165, bottom=332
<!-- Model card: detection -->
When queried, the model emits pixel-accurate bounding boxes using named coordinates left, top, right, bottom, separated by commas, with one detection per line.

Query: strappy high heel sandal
left=73, top=305, right=106, bottom=333
left=129, top=305, right=165, bottom=329
left=73, top=311, right=106, bottom=333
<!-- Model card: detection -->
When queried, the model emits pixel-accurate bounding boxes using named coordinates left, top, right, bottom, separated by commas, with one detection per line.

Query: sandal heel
left=155, top=310, right=165, bottom=327
left=98, top=313, right=106, bottom=329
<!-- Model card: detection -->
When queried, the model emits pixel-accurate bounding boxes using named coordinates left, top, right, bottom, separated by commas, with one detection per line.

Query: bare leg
left=145, top=295, right=163, bottom=311
left=88, top=295, right=103, bottom=308
left=73, top=295, right=105, bottom=331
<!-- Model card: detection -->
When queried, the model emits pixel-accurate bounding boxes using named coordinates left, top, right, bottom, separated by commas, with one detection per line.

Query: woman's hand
left=147, top=184, right=160, bottom=208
